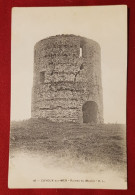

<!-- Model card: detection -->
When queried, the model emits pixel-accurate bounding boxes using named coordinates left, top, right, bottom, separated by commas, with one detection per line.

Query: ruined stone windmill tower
left=31, top=35, right=103, bottom=123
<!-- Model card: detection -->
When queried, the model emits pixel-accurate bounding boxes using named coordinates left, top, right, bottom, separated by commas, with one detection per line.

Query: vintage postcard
left=8, top=5, right=127, bottom=189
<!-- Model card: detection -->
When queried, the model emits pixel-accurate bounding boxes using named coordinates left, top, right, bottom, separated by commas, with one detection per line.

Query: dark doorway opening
left=82, top=101, right=98, bottom=123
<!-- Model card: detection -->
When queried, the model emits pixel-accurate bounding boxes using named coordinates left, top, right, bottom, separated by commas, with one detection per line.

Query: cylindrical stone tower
left=31, top=34, right=103, bottom=123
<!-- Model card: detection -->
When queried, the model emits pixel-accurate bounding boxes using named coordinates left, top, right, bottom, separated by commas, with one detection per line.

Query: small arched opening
left=79, top=47, right=82, bottom=57
left=40, top=71, right=45, bottom=83
left=82, top=101, right=98, bottom=123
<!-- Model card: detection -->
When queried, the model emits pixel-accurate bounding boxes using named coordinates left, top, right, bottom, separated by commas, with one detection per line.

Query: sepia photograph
left=8, top=5, right=127, bottom=189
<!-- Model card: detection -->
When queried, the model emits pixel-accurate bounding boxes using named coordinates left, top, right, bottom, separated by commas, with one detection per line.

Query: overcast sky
left=11, top=6, right=127, bottom=123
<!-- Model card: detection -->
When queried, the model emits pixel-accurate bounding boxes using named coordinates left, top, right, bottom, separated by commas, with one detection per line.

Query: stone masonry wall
left=31, top=35, right=103, bottom=123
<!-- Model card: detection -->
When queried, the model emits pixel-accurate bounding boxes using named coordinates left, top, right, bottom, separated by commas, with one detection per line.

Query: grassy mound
left=10, top=118, right=126, bottom=168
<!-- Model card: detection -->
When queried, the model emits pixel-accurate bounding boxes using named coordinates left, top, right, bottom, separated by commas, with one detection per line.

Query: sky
left=11, top=6, right=127, bottom=123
